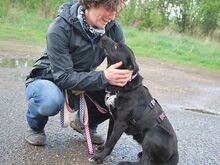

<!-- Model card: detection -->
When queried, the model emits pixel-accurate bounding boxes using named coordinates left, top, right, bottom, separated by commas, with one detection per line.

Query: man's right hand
left=104, top=61, right=133, bottom=87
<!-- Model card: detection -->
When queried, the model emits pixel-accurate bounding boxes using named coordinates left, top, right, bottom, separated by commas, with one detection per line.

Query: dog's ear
left=99, top=35, right=116, bottom=49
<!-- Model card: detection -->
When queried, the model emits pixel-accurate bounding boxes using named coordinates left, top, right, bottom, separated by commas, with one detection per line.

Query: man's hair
left=79, top=0, right=126, bottom=12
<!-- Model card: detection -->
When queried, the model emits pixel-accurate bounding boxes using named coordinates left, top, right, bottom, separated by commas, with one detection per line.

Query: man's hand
left=104, top=62, right=133, bottom=87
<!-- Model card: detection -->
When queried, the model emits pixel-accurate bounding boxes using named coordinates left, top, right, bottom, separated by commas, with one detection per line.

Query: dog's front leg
left=107, top=117, right=114, bottom=141
left=91, top=121, right=127, bottom=164
left=96, top=117, right=114, bottom=153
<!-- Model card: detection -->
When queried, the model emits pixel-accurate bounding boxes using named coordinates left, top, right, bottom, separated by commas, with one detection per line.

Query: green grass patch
left=123, top=28, right=220, bottom=71
left=0, top=13, right=220, bottom=72
left=0, top=11, right=51, bottom=45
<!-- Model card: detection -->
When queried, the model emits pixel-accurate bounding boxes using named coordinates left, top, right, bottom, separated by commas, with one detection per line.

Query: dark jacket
left=26, top=1, right=124, bottom=92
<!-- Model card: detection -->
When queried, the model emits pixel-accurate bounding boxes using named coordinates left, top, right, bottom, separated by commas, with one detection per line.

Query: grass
left=0, top=13, right=220, bottom=72
left=0, top=11, right=50, bottom=45
left=124, top=28, right=220, bottom=71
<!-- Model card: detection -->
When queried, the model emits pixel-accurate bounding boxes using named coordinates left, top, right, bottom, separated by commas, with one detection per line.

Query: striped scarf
left=78, top=6, right=105, bottom=39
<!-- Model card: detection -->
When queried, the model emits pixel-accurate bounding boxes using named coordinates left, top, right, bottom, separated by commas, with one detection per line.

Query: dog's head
left=99, top=35, right=139, bottom=73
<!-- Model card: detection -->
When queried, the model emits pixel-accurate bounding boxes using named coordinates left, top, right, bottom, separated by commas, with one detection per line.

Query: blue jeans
left=25, top=79, right=109, bottom=131
left=25, top=80, right=64, bottom=131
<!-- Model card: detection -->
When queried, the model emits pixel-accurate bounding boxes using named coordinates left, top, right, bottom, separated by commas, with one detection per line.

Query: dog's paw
left=138, top=151, right=142, bottom=158
left=89, top=154, right=105, bottom=164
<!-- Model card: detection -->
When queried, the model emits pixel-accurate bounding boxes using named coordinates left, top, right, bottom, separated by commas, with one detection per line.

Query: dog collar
left=129, top=73, right=138, bottom=82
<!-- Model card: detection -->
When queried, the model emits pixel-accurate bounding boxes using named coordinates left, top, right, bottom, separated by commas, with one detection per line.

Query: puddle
left=184, top=108, right=220, bottom=116
left=0, top=58, right=35, bottom=68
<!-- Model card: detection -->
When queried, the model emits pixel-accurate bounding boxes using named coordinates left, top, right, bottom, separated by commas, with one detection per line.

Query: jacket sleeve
left=46, top=24, right=108, bottom=91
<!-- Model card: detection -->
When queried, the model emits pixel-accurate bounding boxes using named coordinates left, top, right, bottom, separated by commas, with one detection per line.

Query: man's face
left=85, top=5, right=116, bottom=28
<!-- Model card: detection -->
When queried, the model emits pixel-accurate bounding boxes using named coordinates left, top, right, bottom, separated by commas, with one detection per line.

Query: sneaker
left=90, top=129, right=105, bottom=145
left=25, top=129, right=46, bottom=146
left=70, top=111, right=84, bottom=134
left=70, top=112, right=104, bottom=145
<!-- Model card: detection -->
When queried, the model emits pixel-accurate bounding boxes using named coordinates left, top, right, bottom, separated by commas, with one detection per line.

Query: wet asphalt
left=0, top=58, right=220, bottom=165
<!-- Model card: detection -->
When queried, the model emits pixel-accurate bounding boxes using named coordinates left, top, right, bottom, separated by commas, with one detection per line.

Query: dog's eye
left=114, top=44, right=118, bottom=50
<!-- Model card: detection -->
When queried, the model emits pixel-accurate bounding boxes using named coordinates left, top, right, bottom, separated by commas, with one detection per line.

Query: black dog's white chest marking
left=105, top=92, right=117, bottom=115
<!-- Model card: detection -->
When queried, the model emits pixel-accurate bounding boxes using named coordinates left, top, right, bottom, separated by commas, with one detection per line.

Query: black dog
left=91, top=36, right=179, bottom=165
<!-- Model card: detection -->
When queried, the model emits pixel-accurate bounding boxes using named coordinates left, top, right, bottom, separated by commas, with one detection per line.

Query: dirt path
left=138, top=58, right=220, bottom=114
left=1, top=41, right=220, bottom=164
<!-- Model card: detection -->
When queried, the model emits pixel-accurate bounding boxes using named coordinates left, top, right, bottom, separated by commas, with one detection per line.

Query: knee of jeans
left=38, top=96, right=64, bottom=116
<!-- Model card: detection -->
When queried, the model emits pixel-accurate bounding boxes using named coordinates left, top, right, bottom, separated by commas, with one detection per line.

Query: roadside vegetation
left=0, top=1, right=220, bottom=71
